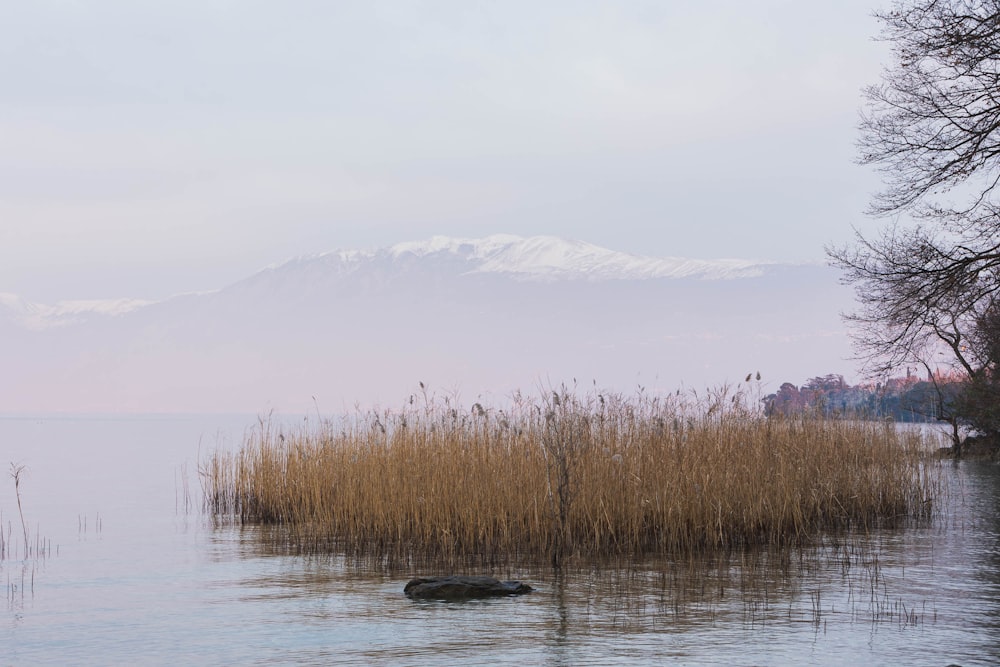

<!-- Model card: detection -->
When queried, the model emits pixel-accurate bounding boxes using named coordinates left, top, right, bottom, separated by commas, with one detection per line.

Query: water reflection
left=208, top=519, right=984, bottom=665
left=544, top=571, right=571, bottom=666
left=951, top=462, right=1000, bottom=664
left=2, top=416, right=1000, bottom=665
left=199, top=461, right=1000, bottom=666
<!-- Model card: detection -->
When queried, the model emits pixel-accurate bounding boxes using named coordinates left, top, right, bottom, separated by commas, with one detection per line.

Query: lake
left=1, top=415, right=998, bottom=666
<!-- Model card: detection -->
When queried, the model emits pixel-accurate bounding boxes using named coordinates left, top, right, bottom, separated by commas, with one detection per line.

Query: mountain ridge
left=313, top=233, right=787, bottom=281
left=0, top=234, right=853, bottom=413
left=1, top=234, right=810, bottom=330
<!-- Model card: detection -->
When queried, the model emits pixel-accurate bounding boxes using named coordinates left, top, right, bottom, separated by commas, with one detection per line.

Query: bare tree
left=832, top=223, right=996, bottom=378
left=830, top=2, right=1000, bottom=440
left=860, top=0, right=1000, bottom=220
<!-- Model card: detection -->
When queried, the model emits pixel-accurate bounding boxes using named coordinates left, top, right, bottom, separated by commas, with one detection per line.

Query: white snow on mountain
left=357, top=234, right=774, bottom=281
left=0, top=234, right=854, bottom=414
left=0, top=292, right=153, bottom=330
left=4, top=235, right=789, bottom=331
left=462, top=235, right=771, bottom=281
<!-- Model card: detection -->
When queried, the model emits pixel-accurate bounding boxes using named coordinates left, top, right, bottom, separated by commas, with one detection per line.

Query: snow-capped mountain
left=274, top=234, right=775, bottom=282
left=0, top=235, right=790, bottom=330
left=0, top=235, right=853, bottom=413
left=385, top=234, right=773, bottom=281
left=0, top=292, right=151, bottom=330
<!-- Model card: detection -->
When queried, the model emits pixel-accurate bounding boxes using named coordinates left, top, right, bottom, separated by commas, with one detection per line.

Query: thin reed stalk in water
left=10, top=463, right=28, bottom=556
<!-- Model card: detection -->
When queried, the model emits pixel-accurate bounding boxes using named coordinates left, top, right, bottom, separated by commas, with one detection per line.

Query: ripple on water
left=2, top=417, right=999, bottom=666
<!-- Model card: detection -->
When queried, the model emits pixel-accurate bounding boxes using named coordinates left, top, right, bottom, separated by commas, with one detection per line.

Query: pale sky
left=1, top=1, right=889, bottom=302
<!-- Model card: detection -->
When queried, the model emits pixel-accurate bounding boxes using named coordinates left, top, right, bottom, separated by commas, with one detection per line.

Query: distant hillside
left=0, top=235, right=855, bottom=413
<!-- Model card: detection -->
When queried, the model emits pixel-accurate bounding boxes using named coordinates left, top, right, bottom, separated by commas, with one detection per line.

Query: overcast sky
left=1, top=1, right=890, bottom=302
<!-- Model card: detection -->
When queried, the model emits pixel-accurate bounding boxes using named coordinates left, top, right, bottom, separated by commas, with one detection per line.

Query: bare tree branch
left=860, top=0, right=1000, bottom=219
left=831, top=1, right=1000, bottom=401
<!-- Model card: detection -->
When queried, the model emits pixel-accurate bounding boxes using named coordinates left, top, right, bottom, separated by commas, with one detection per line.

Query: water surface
left=1, top=416, right=998, bottom=665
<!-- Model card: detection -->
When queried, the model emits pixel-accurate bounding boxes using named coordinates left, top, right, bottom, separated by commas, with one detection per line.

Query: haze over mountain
left=1, top=235, right=855, bottom=414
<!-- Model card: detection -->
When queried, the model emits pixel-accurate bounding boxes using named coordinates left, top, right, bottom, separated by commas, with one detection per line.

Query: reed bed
left=202, top=387, right=936, bottom=568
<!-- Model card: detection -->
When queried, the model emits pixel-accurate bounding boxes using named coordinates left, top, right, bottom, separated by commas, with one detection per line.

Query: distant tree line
left=763, top=371, right=963, bottom=424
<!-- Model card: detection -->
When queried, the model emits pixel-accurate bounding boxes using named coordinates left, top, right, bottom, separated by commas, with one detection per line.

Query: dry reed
left=202, top=386, right=935, bottom=568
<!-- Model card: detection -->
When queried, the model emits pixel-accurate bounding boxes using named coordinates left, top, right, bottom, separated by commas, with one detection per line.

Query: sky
left=1, top=0, right=891, bottom=302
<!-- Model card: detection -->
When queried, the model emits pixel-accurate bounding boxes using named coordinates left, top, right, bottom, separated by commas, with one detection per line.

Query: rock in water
left=404, top=575, right=533, bottom=600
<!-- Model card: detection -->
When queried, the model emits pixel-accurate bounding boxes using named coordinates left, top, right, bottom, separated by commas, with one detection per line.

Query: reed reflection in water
left=1, top=415, right=998, bottom=666
left=218, top=486, right=995, bottom=667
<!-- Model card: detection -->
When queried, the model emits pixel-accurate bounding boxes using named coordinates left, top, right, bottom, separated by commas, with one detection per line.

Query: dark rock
left=404, top=575, right=533, bottom=600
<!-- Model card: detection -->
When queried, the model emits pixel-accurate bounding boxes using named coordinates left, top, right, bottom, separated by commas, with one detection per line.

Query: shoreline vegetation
left=202, top=386, right=938, bottom=569
left=763, top=373, right=959, bottom=422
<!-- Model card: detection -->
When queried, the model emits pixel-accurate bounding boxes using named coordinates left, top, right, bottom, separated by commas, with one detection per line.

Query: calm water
left=1, top=415, right=999, bottom=666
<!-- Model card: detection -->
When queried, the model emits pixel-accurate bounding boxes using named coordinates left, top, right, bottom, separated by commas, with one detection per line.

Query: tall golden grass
left=202, top=386, right=936, bottom=568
